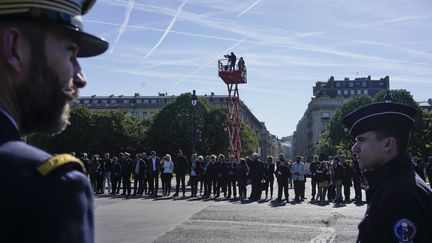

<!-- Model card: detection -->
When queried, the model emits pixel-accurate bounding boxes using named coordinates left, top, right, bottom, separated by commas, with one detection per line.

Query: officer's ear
left=383, top=137, right=396, bottom=152
left=2, top=27, right=29, bottom=73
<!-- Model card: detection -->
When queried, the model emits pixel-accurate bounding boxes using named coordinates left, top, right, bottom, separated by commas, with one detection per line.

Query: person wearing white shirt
left=291, top=156, right=306, bottom=201
left=162, top=154, right=174, bottom=196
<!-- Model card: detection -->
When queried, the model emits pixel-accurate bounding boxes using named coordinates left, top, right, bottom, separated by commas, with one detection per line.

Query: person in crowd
left=147, top=151, right=161, bottom=197
left=173, top=150, right=188, bottom=197
left=95, top=155, right=104, bottom=194
left=141, top=152, right=148, bottom=194
left=189, top=153, right=201, bottom=197
left=351, top=154, right=363, bottom=203
left=197, top=155, right=205, bottom=196
left=111, top=156, right=121, bottom=195
left=81, top=153, right=91, bottom=176
left=327, top=157, right=336, bottom=201
left=341, top=156, right=353, bottom=203
left=161, top=154, right=174, bottom=196
left=133, top=153, right=146, bottom=196
left=203, top=155, right=215, bottom=198
left=342, top=101, right=432, bottom=242
left=427, top=156, right=432, bottom=188
left=291, top=156, right=306, bottom=201
left=309, top=155, right=320, bottom=201
left=332, top=156, right=344, bottom=204
left=264, top=156, right=275, bottom=199
left=102, top=153, right=112, bottom=194
left=226, top=155, right=238, bottom=199
left=228, top=52, right=237, bottom=70
left=237, top=158, right=249, bottom=200
left=89, top=154, right=100, bottom=193
left=215, top=154, right=226, bottom=198
left=415, top=157, right=426, bottom=181
left=120, top=152, right=132, bottom=197
left=316, top=161, right=331, bottom=203
left=248, top=153, right=263, bottom=201
left=275, top=159, right=289, bottom=203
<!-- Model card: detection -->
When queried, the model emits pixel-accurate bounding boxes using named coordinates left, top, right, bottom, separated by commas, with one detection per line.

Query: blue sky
left=79, top=0, right=432, bottom=137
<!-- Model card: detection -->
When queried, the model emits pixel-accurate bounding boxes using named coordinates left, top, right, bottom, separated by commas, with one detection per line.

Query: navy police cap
left=0, top=0, right=108, bottom=57
left=342, top=102, right=417, bottom=137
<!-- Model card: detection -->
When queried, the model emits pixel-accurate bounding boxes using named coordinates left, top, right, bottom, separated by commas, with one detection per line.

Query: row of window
left=337, top=89, right=368, bottom=95
left=334, top=81, right=385, bottom=88
left=76, top=98, right=227, bottom=105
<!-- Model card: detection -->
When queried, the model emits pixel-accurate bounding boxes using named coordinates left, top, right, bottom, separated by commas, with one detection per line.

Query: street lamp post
left=191, top=90, right=198, bottom=155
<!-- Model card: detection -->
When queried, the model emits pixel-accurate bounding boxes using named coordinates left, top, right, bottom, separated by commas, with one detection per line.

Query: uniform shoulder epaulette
left=37, top=154, right=86, bottom=176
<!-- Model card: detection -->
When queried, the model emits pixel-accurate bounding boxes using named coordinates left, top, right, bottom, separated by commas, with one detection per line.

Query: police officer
left=342, top=102, right=432, bottom=242
left=0, top=1, right=108, bottom=242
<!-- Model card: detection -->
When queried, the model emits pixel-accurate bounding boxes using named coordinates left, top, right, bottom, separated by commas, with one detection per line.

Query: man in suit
left=0, top=1, right=108, bottom=242
left=147, top=151, right=161, bottom=197
left=173, top=150, right=188, bottom=197
left=133, top=153, right=146, bottom=196
left=226, top=155, right=238, bottom=199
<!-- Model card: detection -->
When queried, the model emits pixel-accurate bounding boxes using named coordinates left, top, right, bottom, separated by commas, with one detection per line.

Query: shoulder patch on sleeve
left=393, top=218, right=416, bottom=242
left=37, top=154, right=86, bottom=176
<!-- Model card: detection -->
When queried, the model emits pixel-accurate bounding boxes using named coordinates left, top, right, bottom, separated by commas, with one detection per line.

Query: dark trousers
left=343, top=183, right=351, bottom=201
left=249, top=178, right=261, bottom=200
left=96, top=175, right=104, bottom=193
left=265, top=177, right=274, bottom=197
left=227, top=177, right=237, bottom=197
left=353, top=177, right=362, bottom=201
left=293, top=180, right=304, bottom=200
left=277, top=179, right=289, bottom=201
left=204, top=178, right=212, bottom=197
left=199, top=178, right=204, bottom=195
left=111, top=176, right=121, bottom=194
left=90, top=173, right=97, bottom=192
left=133, top=175, right=145, bottom=195
left=175, top=173, right=186, bottom=195
left=328, top=184, right=336, bottom=200
left=149, top=171, right=159, bottom=196
left=122, top=176, right=131, bottom=195
left=162, top=173, right=172, bottom=195
left=212, top=178, right=218, bottom=196
left=216, top=177, right=226, bottom=197
left=311, top=177, right=318, bottom=198
left=238, top=178, right=247, bottom=198
left=190, top=175, right=199, bottom=196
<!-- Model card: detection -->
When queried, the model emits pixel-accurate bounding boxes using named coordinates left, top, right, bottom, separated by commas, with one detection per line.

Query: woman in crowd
left=190, top=153, right=201, bottom=197
left=161, top=154, right=174, bottom=196
left=89, top=154, right=100, bottom=193
left=264, top=156, right=275, bottom=199
left=316, top=161, right=331, bottom=203
left=197, top=155, right=205, bottom=196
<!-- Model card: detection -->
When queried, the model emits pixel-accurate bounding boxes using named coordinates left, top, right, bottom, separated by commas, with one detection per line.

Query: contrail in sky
left=140, top=0, right=188, bottom=65
left=110, top=0, right=135, bottom=54
left=237, top=0, right=261, bottom=18
left=173, top=37, right=247, bottom=87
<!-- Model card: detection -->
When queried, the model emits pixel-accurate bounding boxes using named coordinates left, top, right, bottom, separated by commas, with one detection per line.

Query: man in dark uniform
left=0, top=1, right=108, bottom=242
left=147, top=151, right=161, bottom=197
left=342, top=102, right=432, bottom=242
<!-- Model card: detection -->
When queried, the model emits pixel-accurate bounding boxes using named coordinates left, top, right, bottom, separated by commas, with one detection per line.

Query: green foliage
left=240, top=122, right=259, bottom=156
left=29, top=107, right=146, bottom=155
left=326, top=95, right=373, bottom=152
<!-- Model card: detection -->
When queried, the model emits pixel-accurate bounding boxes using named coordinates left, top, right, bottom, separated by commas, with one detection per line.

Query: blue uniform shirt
left=0, top=110, right=94, bottom=243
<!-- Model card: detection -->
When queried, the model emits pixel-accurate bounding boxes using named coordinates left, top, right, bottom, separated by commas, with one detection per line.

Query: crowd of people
left=77, top=150, right=432, bottom=204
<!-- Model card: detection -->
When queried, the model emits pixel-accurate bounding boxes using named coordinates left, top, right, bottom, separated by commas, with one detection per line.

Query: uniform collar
left=363, top=154, right=412, bottom=194
left=0, top=109, right=20, bottom=141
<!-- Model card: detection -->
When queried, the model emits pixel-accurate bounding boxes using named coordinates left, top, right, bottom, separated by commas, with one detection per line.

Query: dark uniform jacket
left=174, top=155, right=188, bottom=176
left=0, top=111, right=94, bottom=243
left=358, top=154, right=432, bottom=243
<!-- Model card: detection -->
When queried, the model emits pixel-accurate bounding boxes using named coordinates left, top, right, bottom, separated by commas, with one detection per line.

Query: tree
left=29, top=108, right=146, bottom=155
left=325, top=95, right=373, bottom=153
left=240, top=122, right=259, bottom=156
left=374, top=89, right=425, bottom=156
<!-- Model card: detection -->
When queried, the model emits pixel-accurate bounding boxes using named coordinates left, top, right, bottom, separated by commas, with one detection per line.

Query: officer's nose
left=351, top=142, right=359, bottom=155
left=72, top=59, right=87, bottom=88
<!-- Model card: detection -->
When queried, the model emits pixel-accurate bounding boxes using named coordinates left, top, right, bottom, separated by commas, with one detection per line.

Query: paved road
left=95, top=179, right=366, bottom=243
